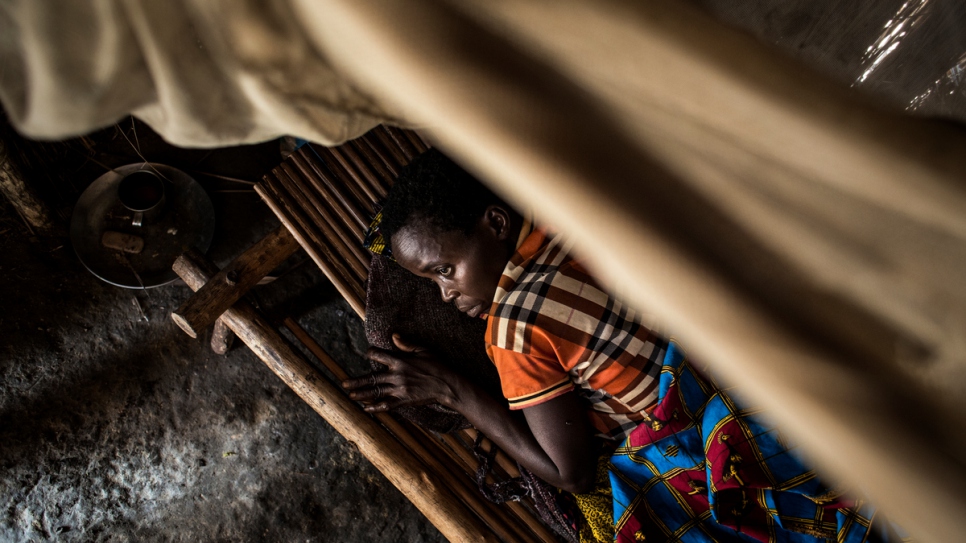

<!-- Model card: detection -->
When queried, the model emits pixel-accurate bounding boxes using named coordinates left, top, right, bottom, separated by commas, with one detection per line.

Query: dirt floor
left=0, top=120, right=445, bottom=542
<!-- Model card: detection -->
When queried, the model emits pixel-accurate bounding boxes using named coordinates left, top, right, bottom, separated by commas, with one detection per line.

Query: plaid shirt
left=485, top=227, right=666, bottom=441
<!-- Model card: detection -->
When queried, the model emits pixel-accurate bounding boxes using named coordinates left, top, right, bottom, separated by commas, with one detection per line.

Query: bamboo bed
left=171, top=125, right=561, bottom=543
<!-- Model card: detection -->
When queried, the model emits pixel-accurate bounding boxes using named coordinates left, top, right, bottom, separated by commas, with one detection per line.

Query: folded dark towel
left=364, top=253, right=505, bottom=433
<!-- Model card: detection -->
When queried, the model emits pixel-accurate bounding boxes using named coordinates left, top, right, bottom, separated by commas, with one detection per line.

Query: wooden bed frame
left=170, top=126, right=561, bottom=543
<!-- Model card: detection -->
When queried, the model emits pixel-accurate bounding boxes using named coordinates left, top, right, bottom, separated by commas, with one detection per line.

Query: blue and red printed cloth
left=609, top=341, right=909, bottom=543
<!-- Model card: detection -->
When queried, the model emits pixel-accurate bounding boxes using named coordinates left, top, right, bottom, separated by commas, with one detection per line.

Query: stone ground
left=0, top=121, right=446, bottom=543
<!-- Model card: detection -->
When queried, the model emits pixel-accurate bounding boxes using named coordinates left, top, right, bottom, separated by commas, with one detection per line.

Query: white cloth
left=0, top=0, right=403, bottom=146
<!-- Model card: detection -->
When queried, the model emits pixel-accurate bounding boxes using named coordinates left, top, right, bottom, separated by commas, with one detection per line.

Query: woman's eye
left=437, top=266, right=452, bottom=277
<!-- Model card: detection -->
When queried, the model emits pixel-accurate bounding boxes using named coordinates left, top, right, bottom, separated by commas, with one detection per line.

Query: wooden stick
left=309, top=144, right=379, bottom=215
left=172, top=250, right=499, bottom=543
left=274, top=164, right=372, bottom=276
left=384, top=125, right=420, bottom=161
left=261, top=176, right=367, bottom=285
left=505, top=501, right=559, bottom=543
left=425, top=428, right=558, bottom=543
left=293, top=148, right=372, bottom=231
left=277, top=161, right=370, bottom=265
left=411, top=130, right=434, bottom=153
left=360, top=131, right=402, bottom=178
left=348, top=139, right=395, bottom=194
left=282, top=318, right=530, bottom=543
left=409, top=423, right=540, bottom=543
left=340, top=141, right=389, bottom=199
left=300, top=145, right=375, bottom=217
left=304, top=240, right=367, bottom=321
left=171, top=225, right=299, bottom=338
left=256, top=183, right=366, bottom=317
left=371, top=127, right=412, bottom=166
left=289, top=151, right=369, bottom=238
left=326, top=146, right=380, bottom=204
left=210, top=318, right=235, bottom=355
left=401, top=128, right=431, bottom=154
left=459, top=435, right=563, bottom=543
left=0, top=138, right=50, bottom=232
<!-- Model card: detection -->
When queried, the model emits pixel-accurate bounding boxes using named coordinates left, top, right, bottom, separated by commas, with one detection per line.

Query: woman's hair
left=379, top=148, right=505, bottom=242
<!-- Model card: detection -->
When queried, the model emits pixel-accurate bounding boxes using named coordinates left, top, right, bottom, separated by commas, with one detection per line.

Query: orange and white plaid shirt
left=485, top=226, right=666, bottom=441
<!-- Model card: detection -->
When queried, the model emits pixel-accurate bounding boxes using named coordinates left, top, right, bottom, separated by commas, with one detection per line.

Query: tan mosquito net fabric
left=3, top=1, right=966, bottom=541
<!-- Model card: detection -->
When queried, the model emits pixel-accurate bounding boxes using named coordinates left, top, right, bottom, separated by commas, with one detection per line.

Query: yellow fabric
left=573, top=455, right=615, bottom=543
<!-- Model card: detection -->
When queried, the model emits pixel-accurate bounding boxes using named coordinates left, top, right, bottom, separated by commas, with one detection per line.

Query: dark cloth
left=364, top=253, right=504, bottom=433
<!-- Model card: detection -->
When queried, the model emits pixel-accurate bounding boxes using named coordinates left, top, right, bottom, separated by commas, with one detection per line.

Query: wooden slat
left=283, top=318, right=537, bottom=543
left=327, top=146, right=381, bottom=203
left=310, top=145, right=379, bottom=215
left=411, top=424, right=542, bottom=543
left=384, top=125, right=421, bottom=160
left=423, top=428, right=559, bottom=543
left=171, top=225, right=300, bottom=338
left=360, top=131, right=402, bottom=179
left=259, top=126, right=557, bottom=541
left=340, top=141, right=389, bottom=199
left=297, top=147, right=375, bottom=223
left=173, top=251, right=499, bottom=543
left=290, top=150, right=369, bottom=237
left=274, top=163, right=371, bottom=276
left=348, top=139, right=395, bottom=194
left=371, top=127, right=412, bottom=166
left=255, top=182, right=366, bottom=317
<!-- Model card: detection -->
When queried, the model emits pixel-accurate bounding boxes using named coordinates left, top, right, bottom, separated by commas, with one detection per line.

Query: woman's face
left=391, top=207, right=512, bottom=319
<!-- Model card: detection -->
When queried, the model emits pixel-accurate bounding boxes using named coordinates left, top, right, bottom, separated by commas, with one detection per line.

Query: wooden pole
left=274, top=164, right=372, bottom=274
left=325, top=146, right=381, bottom=204
left=339, top=141, right=389, bottom=199
left=360, top=131, right=402, bottom=178
left=289, top=151, right=369, bottom=237
left=0, top=137, right=50, bottom=233
left=282, top=318, right=538, bottom=543
left=370, top=128, right=411, bottom=167
left=297, top=146, right=376, bottom=218
left=255, top=183, right=367, bottom=317
left=170, top=225, right=300, bottom=338
left=348, top=139, right=395, bottom=193
left=172, top=249, right=499, bottom=543
left=383, top=126, right=420, bottom=161
left=210, top=318, right=235, bottom=355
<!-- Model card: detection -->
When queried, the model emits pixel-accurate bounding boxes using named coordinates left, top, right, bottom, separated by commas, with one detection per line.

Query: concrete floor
left=0, top=123, right=445, bottom=542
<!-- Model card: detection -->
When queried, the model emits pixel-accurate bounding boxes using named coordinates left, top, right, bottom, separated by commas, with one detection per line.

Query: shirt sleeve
left=486, top=344, right=575, bottom=410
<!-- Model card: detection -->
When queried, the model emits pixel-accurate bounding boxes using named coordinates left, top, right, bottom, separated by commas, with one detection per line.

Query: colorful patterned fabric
left=610, top=341, right=910, bottom=543
left=485, top=228, right=665, bottom=442
left=362, top=210, right=392, bottom=258
left=574, top=454, right=617, bottom=543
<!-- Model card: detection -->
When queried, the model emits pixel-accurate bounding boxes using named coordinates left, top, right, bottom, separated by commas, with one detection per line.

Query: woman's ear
left=483, top=205, right=511, bottom=241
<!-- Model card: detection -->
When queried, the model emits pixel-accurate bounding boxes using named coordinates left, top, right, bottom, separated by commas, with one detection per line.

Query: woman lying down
left=343, top=150, right=906, bottom=543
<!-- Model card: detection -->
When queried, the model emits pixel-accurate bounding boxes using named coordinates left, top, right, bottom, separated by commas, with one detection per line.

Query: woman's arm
left=343, top=334, right=600, bottom=493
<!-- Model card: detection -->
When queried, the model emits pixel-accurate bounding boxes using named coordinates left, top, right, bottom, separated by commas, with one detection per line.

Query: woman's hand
left=342, top=334, right=462, bottom=412
left=346, top=336, right=598, bottom=492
